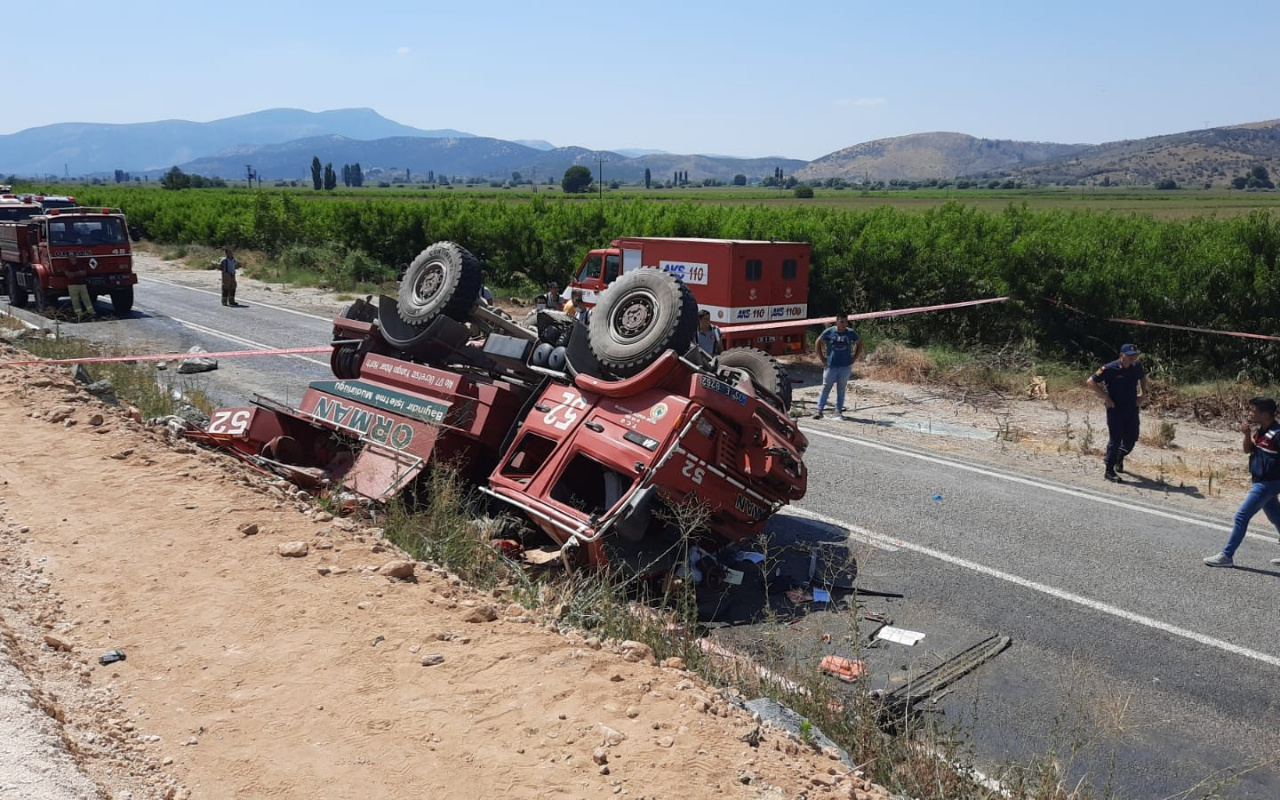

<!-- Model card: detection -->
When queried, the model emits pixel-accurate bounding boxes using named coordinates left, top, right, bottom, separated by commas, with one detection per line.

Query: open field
left=26, top=181, right=1280, bottom=218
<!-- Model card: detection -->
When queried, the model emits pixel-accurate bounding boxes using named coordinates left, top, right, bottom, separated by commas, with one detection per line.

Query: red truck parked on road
left=1, top=206, right=137, bottom=314
left=568, top=237, right=811, bottom=356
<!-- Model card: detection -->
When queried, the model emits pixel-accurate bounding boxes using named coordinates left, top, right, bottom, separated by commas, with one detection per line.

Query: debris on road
left=177, top=345, right=218, bottom=374
left=876, top=626, right=927, bottom=646
left=99, top=649, right=127, bottom=666
left=819, top=655, right=866, bottom=683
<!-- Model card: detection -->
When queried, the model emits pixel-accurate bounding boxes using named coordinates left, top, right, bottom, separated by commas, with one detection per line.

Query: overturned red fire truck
left=191, top=242, right=808, bottom=573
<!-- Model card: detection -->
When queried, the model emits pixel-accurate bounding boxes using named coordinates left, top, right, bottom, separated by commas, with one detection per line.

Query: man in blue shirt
left=813, top=316, right=863, bottom=421
left=1087, top=343, right=1151, bottom=482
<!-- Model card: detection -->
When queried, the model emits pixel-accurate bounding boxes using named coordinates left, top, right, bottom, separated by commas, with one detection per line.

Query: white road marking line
left=813, top=509, right=1280, bottom=670
left=784, top=506, right=900, bottom=551
left=138, top=275, right=336, bottom=322
left=804, top=427, right=1277, bottom=543
left=168, top=315, right=330, bottom=368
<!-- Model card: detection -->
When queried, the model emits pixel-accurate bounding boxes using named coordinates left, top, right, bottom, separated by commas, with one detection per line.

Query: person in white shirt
left=696, top=310, right=723, bottom=355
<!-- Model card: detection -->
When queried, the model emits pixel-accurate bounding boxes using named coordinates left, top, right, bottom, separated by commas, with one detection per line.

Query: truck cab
left=0, top=199, right=39, bottom=223
left=1, top=207, right=137, bottom=314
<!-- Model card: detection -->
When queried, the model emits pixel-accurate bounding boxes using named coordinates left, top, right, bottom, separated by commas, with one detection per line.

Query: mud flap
left=341, top=446, right=425, bottom=502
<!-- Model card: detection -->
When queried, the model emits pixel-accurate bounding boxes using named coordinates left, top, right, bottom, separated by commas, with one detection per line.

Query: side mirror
left=614, top=485, right=657, bottom=542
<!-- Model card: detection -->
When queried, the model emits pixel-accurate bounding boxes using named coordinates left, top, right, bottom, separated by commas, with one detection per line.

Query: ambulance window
left=782, top=259, right=798, bottom=280
left=604, top=254, right=621, bottom=284
left=578, top=254, right=603, bottom=281
left=745, top=259, right=762, bottom=281
left=501, top=433, right=557, bottom=482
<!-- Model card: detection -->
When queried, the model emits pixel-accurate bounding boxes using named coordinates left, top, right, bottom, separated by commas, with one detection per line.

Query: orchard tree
left=161, top=166, right=190, bottom=190
left=562, top=165, right=593, bottom=193
left=1248, top=165, right=1275, bottom=189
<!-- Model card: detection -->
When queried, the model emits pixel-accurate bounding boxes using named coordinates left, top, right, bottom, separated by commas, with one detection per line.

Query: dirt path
left=0, top=348, right=889, bottom=799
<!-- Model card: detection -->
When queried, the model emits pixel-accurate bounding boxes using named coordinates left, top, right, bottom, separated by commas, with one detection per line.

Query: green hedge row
left=68, top=187, right=1280, bottom=377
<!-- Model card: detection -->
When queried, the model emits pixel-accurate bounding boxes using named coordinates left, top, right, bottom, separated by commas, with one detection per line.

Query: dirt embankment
left=0, top=346, right=890, bottom=799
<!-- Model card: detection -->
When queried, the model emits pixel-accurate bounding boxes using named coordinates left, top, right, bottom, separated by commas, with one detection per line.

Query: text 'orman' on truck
left=567, top=237, right=812, bottom=356
left=0, top=205, right=137, bottom=315
left=189, top=241, right=808, bottom=579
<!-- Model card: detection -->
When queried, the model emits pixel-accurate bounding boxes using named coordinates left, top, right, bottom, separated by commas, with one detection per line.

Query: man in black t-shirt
left=1087, top=343, right=1151, bottom=482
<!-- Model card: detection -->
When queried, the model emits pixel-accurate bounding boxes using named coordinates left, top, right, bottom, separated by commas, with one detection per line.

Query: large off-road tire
left=5, top=266, right=29, bottom=308
left=588, top=268, right=697, bottom=378
left=396, top=242, right=483, bottom=326
left=718, top=347, right=793, bottom=411
left=109, top=287, right=133, bottom=315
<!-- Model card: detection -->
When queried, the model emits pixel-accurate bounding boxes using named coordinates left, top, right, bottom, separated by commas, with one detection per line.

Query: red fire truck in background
left=567, top=238, right=811, bottom=356
left=0, top=206, right=137, bottom=314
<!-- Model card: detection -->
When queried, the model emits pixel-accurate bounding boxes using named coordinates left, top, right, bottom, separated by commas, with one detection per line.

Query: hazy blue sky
left=9, top=0, right=1277, bottom=159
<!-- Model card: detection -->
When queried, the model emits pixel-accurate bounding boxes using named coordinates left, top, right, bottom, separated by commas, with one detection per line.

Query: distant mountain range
left=178, top=135, right=806, bottom=184
left=993, top=119, right=1280, bottom=185
left=796, top=133, right=1089, bottom=182
left=0, top=108, right=472, bottom=177
left=2, top=107, right=1278, bottom=187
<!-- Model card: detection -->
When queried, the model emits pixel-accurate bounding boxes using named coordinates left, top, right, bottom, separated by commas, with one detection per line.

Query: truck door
left=604, top=252, right=622, bottom=285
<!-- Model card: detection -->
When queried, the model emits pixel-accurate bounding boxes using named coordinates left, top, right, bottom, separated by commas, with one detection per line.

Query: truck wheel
left=32, top=283, right=53, bottom=313
left=717, top=347, right=793, bottom=411
left=396, top=242, right=483, bottom=326
left=109, top=287, right=134, bottom=315
left=588, top=269, right=697, bottom=378
left=5, top=266, right=28, bottom=308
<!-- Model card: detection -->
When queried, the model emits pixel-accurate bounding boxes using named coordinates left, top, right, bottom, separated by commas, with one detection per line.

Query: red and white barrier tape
left=1044, top=298, right=1280, bottom=343
left=726, top=296, right=1010, bottom=335
left=0, top=345, right=332, bottom=368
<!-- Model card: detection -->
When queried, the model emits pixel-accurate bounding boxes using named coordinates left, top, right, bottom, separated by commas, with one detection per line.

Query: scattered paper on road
left=875, top=626, right=926, bottom=646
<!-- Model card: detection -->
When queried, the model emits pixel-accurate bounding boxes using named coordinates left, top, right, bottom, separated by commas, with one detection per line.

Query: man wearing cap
left=1204, top=397, right=1280, bottom=568
left=1087, top=343, right=1150, bottom=482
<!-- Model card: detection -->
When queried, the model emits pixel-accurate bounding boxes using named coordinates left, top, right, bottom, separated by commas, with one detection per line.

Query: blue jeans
left=1222, top=479, right=1280, bottom=557
left=817, top=365, right=852, bottom=413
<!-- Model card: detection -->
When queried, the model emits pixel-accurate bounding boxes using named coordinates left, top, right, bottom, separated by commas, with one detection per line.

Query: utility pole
left=64, top=163, right=69, bottom=180
left=246, top=164, right=255, bottom=188
left=596, top=155, right=606, bottom=202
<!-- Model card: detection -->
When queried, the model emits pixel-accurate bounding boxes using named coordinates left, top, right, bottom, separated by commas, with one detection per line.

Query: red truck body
left=1, top=206, right=137, bottom=314
left=568, top=237, right=812, bottom=356
left=191, top=243, right=808, bottom=575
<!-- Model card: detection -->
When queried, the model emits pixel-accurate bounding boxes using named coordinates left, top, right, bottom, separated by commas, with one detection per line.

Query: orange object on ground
left=820, top=655, right=866, bottom=683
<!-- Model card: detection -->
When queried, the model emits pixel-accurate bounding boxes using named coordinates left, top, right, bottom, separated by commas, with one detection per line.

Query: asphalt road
left=7, top=279, right=1280, bottom=797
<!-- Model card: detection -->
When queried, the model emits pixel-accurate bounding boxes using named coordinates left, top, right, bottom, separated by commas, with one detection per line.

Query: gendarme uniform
left=1092, top=356, right=1145, bottom=474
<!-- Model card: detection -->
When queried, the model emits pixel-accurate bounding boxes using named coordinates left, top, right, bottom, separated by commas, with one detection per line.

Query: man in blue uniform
left=1087, top=343, right=1151, bottom=482
left=813, top=316, right=863, bottom=421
